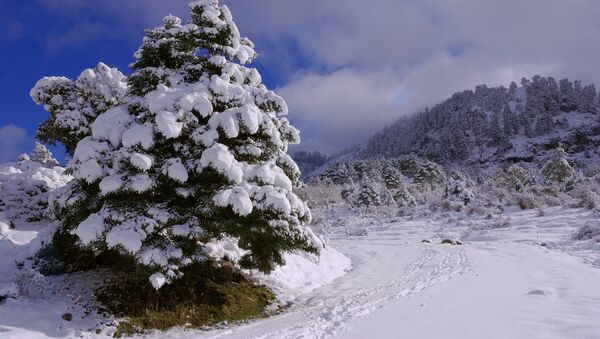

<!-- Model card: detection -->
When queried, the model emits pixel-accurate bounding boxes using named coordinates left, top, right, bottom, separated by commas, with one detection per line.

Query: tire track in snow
left=251, top=246, right=471, bottom=339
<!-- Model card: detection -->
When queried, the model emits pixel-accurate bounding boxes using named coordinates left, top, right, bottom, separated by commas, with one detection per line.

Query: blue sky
left=2, top=0, right=600, bottom=163
left=0, top=0, right=299, bottom=162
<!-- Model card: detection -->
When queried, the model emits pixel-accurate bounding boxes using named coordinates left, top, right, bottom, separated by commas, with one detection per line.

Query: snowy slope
left=2, top=155, right=600, bottom=338
left=0, top=153, right=352, bottom=338
left=133, top=207, right=600, bottom=339
left=307, top=77, right=600, bottom=178
left=2, top=202, right=600, bottom=338
left=0, top=221, right=350, bottom=338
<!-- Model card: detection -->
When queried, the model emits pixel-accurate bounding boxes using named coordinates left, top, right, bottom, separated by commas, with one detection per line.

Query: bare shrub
left=516, top=193, right=537, bottom=210
left=14, top=269, right=45, bottom=297
left=572, top=224, right=600, bottom=241
left=492, top=217, right=511, bottom=229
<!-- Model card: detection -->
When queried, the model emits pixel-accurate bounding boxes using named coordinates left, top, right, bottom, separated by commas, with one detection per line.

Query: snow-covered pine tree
left=30, top=63, right=128, bottom=154
left=413, top=160, right=444, bottom=190
left=559, top=78, right=576, bottom=112
left=323, top=162, right=355, bottom=185
left=382, top=165, right=404, bottom=189
left=49, top=0, right=320, bottom=287
left=574, top=80, right=583, bottom=109
left=542, top=143, right=576, bottom=187
left=502, top=106, right=518, bottom=136
left=355, top=179, right=381, bottom=207
left=444, top=170, right=475, bottom=205
left=30, top=142, right=59, bottom=167
left=0, top=146, right=70, bottom=222
left=508, top=81, right=517, bottom=99
left=535, top=112, right=554, bottom=136
left=493, top=164, right=529, bottom=192
left=579, top=84, right=597, bottom=113
left=488, top=110, right=504, bottom=146
left=379, top=165, right=413, bottom=207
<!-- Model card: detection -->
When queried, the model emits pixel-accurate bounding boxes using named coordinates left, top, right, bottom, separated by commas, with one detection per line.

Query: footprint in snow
left=527, top=289, right=552, bottom=296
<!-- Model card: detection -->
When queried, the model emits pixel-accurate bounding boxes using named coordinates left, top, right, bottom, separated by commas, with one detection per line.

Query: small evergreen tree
left=542, top=144, right=576, bottom=187
left=508, top=81, right=517, bottom=98
left=382, top=166, right=404, bottom=189
left=488, top=110, right=504, bottom=146
left=355, top=179, right=381, bottom=207
left=535, top=112, right=554, bottom=136
left=578, top=84, right=597, bottom=113
left=47, top=0, right=320, bottom=287
left=391, top=183, right=416, bottom=208
left=502, top=106, right=518, bottom=136
left=322, top=162, right=355, bottom=185
left=379, top=165, right=414, bottom=207
left=494, top=165, right=529, bottom=192
left=559, top=78, right=576, bottom=112
left=30, top=142, right=59, bottom=167
left=444, top=170, right=474, bottom=205
left=414, top=161, right=444, bottom=189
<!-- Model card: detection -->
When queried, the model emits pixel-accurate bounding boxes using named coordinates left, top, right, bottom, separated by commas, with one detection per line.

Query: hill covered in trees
left=306, top=76, right=600, bottom=178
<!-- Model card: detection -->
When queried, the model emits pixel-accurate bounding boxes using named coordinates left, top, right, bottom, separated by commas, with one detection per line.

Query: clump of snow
left=106, top=227, right=143, bottom=254
left=155, top=111, right=183, bottom=139
left=99, top=176, right=123, bottom=195
left=74, top=213, right=105, bottom=245
left=165, top=159, right=188, bottom=183
left=139, top=248, right=169, bottom=267
left=199, top=143, right=243, bottom=183
left=149, top=272, right=167, bottom=290
left=30, top=62, right=128, bottom=152
left=178, top=92, right=212, bottom=116
left=91, top=107, right=132, bottom=146
left=130, top=174, right=154, bottom=193
left=171, top=224, right=191, bottom=237
left=122, top=124, right=154, bottom=149
left=213, top=187, right=253, bottom=216
left=203, top=237, right=246, bottom=263
left=0, top=220, right=38, bottom=247
left=78, top=159, right=103, bottom=184
left=130, top=153, right=153, bottom=171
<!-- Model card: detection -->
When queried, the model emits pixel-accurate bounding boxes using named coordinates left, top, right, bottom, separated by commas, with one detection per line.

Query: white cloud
left=279, top=69, right=405, bottom=154
left=228, top=0, right=600, bottom=153
left=0, top=125, right=30, bottom=163
left=35, top=0, right=600, bottom=153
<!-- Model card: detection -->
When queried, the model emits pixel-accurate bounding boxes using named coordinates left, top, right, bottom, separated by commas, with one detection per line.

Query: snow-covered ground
left=0, top=216, right=350, bottom=338
left=2, top=206, right=600, bottom=338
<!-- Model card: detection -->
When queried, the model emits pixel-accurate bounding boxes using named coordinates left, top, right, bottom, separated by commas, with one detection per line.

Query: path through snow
left=157, top=207, right=600, bottom=339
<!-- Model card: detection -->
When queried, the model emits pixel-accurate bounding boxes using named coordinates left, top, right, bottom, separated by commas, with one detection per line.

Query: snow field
left=152, top=206, right=600, bottom=339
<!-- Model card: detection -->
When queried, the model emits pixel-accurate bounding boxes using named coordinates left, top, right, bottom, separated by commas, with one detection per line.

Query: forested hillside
left=358, top=76, right=600, bottom=173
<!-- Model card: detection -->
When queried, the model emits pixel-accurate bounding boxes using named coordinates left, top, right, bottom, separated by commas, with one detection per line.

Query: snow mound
left=253, top=246, right=352, bottom=303
left=0, top=161, right=71, bottom=221
left=198, top=236, right=352, bottom=303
